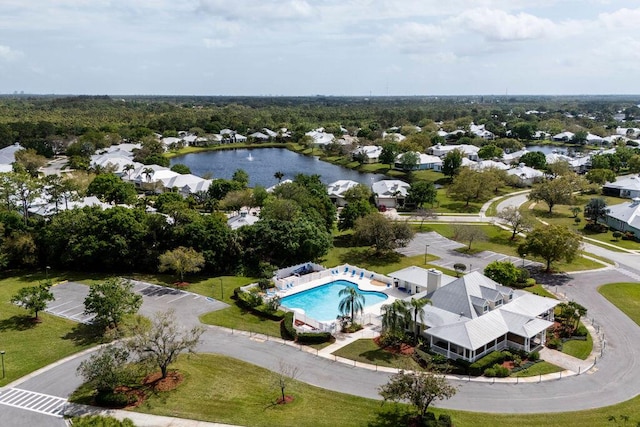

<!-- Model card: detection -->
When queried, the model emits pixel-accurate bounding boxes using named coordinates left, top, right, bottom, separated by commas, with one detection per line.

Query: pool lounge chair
left=343, top=267, right=349, bottom=275
left=351, top=269, right=356, bottom=277
left=359, top=272, right=364, bottom=280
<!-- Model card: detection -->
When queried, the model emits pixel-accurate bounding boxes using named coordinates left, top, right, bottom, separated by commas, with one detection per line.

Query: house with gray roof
left=387, top=268, right=559, bottom=362
left=603, top=198, right=640, bottom=238
left=603, top=175, right=640, bottom=199
left=371, top=179, right=410, bottom=209
left=326, top=179, right=360, bottom=207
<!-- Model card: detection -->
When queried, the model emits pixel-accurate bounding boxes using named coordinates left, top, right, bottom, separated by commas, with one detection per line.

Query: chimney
left=427, top=268, right=442, bottom=293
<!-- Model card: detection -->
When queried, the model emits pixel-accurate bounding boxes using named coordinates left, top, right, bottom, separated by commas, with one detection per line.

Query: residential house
left=326, top=180, right=360, bottom=207
left=553, top=131, right=575, bottom=142
left=249, top=131, right=270, bottom=141
left=472, top=160, right=509, bottom=171
left=502, top=149, right=529, bottom=165
left=381, top=131, right=406, bottom=142
left=306, top=129, right=335, bottom=147
left=353, top=145, right=382, bottom=164
left=603, top=198, right=640, bottom=238
left=371, top=179, right=410, bottom=209
left=389, top=268, right=559, bottom=362
left=603, top=175, right=640, bottom=199
left=429, top=144, right=480, bottom=161
left=506, top=163, right=544, bottom=186
left=470, top=123, right=495, bottom=140
left=159, top=174, right=211, bottom=196
left=227, top=211, right=260, bottom=230
left=394, top=152, right=443, bottom=171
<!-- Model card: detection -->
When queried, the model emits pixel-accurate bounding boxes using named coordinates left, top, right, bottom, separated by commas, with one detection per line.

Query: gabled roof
left=506, top=164, right=544, bottom=180
left=388, top=266, right=456, bottom=289
left=427, top=272, right=513, bottom=319
left=473, top=160, right=509, bottom=171
left=227, top=212, right=260, bottom=230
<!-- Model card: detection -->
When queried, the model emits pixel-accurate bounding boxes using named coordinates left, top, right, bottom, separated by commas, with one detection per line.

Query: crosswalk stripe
left=0, top=388, right=67, bottom=418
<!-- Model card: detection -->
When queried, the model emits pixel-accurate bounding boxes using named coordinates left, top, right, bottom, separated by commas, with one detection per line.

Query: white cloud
left=378, top=22, right=447, bottom=52
left=0, top=45, right=22, bottom=61
left=455, top=8, right=556, bottom=41
left=598, top=7, right=640, bottom=30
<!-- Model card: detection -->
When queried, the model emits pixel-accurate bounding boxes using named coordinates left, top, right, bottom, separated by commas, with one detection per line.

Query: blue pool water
left=280, top=280, right=388, bottom=322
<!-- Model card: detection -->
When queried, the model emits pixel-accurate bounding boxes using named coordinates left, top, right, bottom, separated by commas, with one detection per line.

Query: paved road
left=5, top=192, right=640, bottom=423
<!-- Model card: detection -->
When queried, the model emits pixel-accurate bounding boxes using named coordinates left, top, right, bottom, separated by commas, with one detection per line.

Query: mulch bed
left=373, top=336, right=415, bottom=355
left=113, top=371, right=184, bottom=409
left=276, top=395, right=295, bottom=404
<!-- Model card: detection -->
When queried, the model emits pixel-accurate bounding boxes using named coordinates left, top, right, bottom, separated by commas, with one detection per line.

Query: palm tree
left=274, top=171, right=284, bottom=182
left=338, top=286, right=365, bottom=325
left=123, top=164, right=135, bottom=180
left=142, top=167, right=154, bottom=183
left=408, top=297, right=432, bottom=345
left=381, top=299, right=409, bottom=336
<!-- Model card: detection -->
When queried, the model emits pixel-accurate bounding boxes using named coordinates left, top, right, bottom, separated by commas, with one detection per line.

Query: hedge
left=281, top=312, right=297, bottom=340
left=469, top=351, right=506, bottom=376
left=296, top=332, right=332, bottom=344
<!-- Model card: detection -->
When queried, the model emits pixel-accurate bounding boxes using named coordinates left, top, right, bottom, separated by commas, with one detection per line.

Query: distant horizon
left=2, top=93, right=639, bottom=99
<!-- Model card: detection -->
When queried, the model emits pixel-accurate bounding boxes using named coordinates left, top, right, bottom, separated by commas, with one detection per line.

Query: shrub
left=232, top=287, right=242, bottom=300
left=257, top=278, right=272, bottom=290
left=438, top=414, right=453, bottom=427
left=484, top=364, right=509, bottom=378
left=503, top=351, right=513, bottom=361
left=281, top=312, right=297, bottom=340
left=547, top=338, right=562, bottom=350
left=528, top=351, right=540, bottom=361
left=296, top=332, right=332, bottom=344
left=95, top=391, right=135, bottom=408
left=469, top=351, right=506, bottom=376
left=380, top=331, right=407, bottom=348
left=574, top=325, right=588, bottom=337
left=574, top=217, right=582, bottom=225
left=612, top=231, right=622, bottom=241
left=237, top=291, right=262, bottom=308
left=512, top=355, right=522, bottom=367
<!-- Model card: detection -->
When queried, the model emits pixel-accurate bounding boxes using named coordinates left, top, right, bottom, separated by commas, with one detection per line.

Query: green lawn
left=562, top=333, right=593, bottom=360
left=525, top=196, right=640, bottom=251
left=524, top=284, right=557, bottom=299
left=121, top=353, right=640, bottom=427
left=598, top=283, right=640, bottom=326
left=199, top=305, right=283, bottom=337
left=132, top=354, right=389, bottom=427
left=511, top=361, right=564, bottom=378
left=331, top=339, right=422, bottom=370
left=0, top=272, right=103, bottom=386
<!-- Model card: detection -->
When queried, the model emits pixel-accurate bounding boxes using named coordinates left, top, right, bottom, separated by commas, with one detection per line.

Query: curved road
left=5, top=193, right=640, bottom=421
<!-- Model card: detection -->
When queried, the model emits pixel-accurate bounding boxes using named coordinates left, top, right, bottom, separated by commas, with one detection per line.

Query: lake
left=170, top=148, right=386, bottom=188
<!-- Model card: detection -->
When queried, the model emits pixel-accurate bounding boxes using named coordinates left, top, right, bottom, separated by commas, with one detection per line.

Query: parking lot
left=46, top=280, right=226, bottom=324
left=397, top=231, right=540, bottom=273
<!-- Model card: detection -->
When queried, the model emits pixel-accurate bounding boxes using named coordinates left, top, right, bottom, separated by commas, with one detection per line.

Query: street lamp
left=522, top=253, right=527, bottom=268
left=424, top=244, right=430, bottom=264
left=45, top=266, right=50, bottom=281
left=1, top=350, right=5, bottom=379
left=219, top=278, right=224, bottom=300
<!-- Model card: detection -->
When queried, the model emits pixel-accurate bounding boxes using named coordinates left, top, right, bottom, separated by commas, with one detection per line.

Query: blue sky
left=1, top=0, right=639, bottom=96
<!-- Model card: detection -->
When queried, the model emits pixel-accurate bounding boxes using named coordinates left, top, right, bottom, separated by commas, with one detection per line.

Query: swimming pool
left=280, top=280, right=388, bottom=322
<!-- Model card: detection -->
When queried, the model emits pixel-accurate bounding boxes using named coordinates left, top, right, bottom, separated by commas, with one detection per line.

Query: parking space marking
left=167, top=294, right=189, bottom=304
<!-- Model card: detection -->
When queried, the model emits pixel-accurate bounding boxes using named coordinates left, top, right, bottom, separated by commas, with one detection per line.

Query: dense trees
left=519, top=151, right=546, bottom=169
